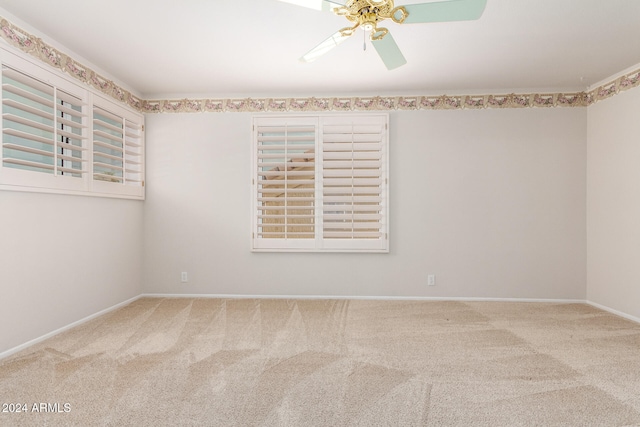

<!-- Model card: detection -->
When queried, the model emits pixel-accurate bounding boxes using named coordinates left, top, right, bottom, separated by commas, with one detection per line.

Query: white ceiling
left=0, top=0, right=639, bottom=99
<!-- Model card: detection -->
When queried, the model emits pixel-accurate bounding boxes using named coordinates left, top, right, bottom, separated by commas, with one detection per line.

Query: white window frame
left=252, top=114, right=389, bottom=253
left=0, top=47, right=145, bottom=200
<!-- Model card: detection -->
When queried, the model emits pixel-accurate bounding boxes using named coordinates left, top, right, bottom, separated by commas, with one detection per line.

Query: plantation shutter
left=1, top=51, right=144, bottom=199
left=2, top=65, right=87, bottom=187
left=92, top=100, right=144, bottom=197
left=252, top=114, right=388, bottom=253
left=321, top=116, right=387, bottom=251
left=254, top=117, right=318, bottom=250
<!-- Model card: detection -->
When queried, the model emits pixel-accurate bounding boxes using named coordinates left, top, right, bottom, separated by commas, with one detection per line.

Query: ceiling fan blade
left=277, top=0, right=344, bottom=11
left=299, top=30, right=352, bottom=63
left=402, top=0, right=487, bottom=24
left=371, top=32, right=407, bottom=70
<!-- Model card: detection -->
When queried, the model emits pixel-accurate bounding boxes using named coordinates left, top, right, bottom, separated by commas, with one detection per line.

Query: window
left=252, top=114, right=389, bottom=252
left=0, top=49, right=144, bottom=199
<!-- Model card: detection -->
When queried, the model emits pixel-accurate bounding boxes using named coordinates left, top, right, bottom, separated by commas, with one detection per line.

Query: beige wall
left=587, top=88, right=640, bottom=320
left=0, top=191, right=143, bottom=354
left=143, top=107, right=587, bottom=299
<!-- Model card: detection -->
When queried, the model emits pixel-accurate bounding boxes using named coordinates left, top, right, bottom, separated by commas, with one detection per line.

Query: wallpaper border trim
left=2, top=16, right=639, bottom=114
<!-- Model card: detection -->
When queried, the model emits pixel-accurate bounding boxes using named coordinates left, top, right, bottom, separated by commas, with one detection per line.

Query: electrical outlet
left=427, top=274, right=436, bottom=286
left=181, top=272, right=188, bottom=283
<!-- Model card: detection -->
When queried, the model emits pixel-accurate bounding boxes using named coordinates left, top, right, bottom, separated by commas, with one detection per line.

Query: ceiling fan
left=279, top=0, right=487, bottom=70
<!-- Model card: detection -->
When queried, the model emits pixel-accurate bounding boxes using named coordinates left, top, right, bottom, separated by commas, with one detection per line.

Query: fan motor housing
left=342, top=0, right=395, bottom=22
left=336, top=0, right=408, bottom=34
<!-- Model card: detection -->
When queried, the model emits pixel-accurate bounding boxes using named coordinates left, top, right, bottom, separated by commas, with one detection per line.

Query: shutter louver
left=255, top=120, right=317, bottom=244
left=2, top=66, right=86, bottom=177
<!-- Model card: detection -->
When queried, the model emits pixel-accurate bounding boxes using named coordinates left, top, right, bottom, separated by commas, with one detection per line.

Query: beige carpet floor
left=1, top=298, right=640, bottom=426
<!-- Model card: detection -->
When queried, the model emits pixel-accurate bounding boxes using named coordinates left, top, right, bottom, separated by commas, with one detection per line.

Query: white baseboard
left=141, top=293, right=585, bottom=304
left=0, top=294, right=142, bottom=361
left=586, top=301, right=640, bottom=324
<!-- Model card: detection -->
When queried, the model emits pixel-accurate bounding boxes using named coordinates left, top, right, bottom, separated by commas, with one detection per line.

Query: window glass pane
left=2, top=66, right=55, bottom=174
left=93, top=108, right=124, bottom=182
left=123, top=120, right=143, bottom=185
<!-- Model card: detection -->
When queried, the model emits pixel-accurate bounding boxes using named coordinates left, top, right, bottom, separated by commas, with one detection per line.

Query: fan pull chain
left=363, top=29, right=367, bottom=51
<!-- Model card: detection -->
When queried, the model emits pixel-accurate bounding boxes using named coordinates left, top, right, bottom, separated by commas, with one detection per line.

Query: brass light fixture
left=334, top=0, right=408, bottom=41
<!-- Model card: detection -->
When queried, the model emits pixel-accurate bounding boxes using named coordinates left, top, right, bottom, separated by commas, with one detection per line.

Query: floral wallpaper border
left=2, top=16, right=640, bottom=114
